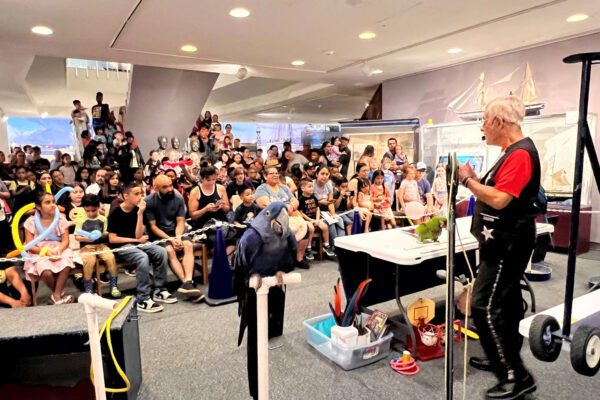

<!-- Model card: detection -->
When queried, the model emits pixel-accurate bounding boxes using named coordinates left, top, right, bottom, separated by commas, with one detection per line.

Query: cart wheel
left=570, top=325, right=600, bottom=376
left=529, top=315, right=562, bottom=362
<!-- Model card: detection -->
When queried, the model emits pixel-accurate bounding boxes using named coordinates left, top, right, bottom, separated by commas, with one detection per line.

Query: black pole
left=445, top=152, right=458, bottom=400
left=561, top=56, right=592, bottom=338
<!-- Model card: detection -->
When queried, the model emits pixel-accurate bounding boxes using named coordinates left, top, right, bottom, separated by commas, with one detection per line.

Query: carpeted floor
left=122, top=249, right=599, bottom=400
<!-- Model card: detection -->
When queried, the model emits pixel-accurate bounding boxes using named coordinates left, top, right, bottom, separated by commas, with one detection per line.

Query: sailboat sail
left=449, top=63, right=544, bottom=120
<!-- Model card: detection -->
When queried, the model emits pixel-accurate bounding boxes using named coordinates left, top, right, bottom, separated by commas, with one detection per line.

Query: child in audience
left=381, top=157, right=396, bottom=196
left=133, top=167, right=148, bottom=194
left=0, top=261, right=31, bottom=308
left=397, top=165, right=422, bottom=224
left=234, top=186, right=261, bottom=224
left=100, top=171, right=122, bottom=204
left=23, top=191, right=75, bottom=304
left=327, top=137, right=342, bottom=164
left=371, top=170, right=396, bottom=229
left=75, top=194, right=121, bottom=297
left=9, top=165, right=36, bottom=211
left=298, top=180, right=329, bottom=261
left=432, top=163, right=448, bottom=215
left=333, top=176, right=354, bottom=235
left=357, top=178, right=373, bottom=232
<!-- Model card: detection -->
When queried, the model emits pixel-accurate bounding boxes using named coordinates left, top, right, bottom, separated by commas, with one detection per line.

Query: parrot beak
left=270, top=208, right=290, bottom=237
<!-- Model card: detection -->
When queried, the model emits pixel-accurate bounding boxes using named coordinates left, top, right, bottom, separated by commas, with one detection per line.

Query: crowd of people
left=0, top=103, right=449, bottom=313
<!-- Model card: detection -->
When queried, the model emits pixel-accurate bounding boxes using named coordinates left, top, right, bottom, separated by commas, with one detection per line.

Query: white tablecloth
left=334, top=216, right=554, bottom=266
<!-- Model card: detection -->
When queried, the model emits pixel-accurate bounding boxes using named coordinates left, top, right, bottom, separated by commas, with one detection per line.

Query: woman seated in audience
left=312, top=165, right=345, bottom=249
left=75, top=166, right=92, bottom=189
left=188, top=164, right=232, bottom=250
left=37, top=171, right=53, bottom=190
left=214, top=151, right=231, bottom=170
left=255, top=166, right=310, bottom=269
left=23, top=191, right=76, bottom=304
left=266, top=145, right=280, bottom=166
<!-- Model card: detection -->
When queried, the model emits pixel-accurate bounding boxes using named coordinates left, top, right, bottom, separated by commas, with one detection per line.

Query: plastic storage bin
left=303, top=314, right=393, bottom=370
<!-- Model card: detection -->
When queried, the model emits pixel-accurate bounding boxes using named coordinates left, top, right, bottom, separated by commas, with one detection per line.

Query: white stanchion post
left=249, top=272, right=301, bottom=400
left=79, top=293, right=119, bottom=400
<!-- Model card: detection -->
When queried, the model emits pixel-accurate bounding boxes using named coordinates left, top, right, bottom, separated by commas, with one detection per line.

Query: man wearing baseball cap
left=415, top=162, right=434, bottom=213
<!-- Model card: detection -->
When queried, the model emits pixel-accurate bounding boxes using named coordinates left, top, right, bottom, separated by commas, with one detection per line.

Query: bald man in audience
left=145, top=175, right=204, bottom=300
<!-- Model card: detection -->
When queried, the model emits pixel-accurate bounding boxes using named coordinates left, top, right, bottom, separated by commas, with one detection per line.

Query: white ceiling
left=0, top=0, right=599, bottom=120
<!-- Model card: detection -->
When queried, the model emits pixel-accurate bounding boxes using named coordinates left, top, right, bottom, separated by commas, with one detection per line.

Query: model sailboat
left=448, top=63, right=544, bottom=120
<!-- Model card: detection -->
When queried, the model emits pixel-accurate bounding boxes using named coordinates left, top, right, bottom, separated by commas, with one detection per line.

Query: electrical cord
left=90, top=295, right=133, bottom=393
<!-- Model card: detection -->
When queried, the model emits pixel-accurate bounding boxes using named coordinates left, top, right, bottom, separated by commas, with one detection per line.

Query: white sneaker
left=152, top=289, right=178, bottom=304
left=137, top=298, right=164, bottom=313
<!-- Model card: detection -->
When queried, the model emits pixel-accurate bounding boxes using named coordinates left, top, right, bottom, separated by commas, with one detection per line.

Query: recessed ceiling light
left=291, top=60, right=305, bottom=66
left=230, top=8, right=250, bottom=18
left=180, top=44, right=197, bottom=53
left=371, top=69, right=383, bottom=75
left=566, top=13, right=589, bottom=22
left=359, top=31, right=376, bottom=40
left=447, top=47, right=463, bottom=54
left=41, top=112, right=48, bottom=118
left=31, top=26, right=53, bottom=35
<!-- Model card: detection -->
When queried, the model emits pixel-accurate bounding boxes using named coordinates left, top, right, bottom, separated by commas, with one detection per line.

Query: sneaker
left=177, top=281, right=203, bottom=299
left=99, top=271, right=109, bottom=285
left=152, top=288, right=178, bottom=304
left=83, top=279, right=94, bottom=294
left=295, top=259, right=310, bottom=270
left=124, top=269, right=137, bottom=277
left=324, top=245, right=336, bottom=258
left=304, top=248, right=315, bottom=261
left=137, top=298, right=164, bottom=313
left=109, top=276, right=121, bottom=298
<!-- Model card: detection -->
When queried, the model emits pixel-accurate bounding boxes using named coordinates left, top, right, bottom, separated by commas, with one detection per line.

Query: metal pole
left=562, top=58, right=592, bottom=338
left=445, top=152, right=458, bottom=400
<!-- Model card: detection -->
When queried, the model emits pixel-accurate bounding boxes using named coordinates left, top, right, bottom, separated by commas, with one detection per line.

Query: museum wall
left=382, top=32, right=600, bottom=244
left=126, top=65, right=218, bottom=156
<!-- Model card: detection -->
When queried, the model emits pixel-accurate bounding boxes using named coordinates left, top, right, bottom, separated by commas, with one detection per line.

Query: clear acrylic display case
left=420, top=114, right=597, bottom=205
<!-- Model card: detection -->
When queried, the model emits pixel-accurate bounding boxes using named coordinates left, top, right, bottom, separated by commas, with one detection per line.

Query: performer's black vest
left=470, top=137, right=541, bottom=244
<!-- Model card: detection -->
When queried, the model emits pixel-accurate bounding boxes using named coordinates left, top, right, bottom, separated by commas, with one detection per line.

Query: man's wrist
left=461, top=177, right=471, bottom=187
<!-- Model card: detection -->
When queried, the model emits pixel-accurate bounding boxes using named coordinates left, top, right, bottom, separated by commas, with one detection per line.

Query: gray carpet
left=124, top=250, right=600, bottom=400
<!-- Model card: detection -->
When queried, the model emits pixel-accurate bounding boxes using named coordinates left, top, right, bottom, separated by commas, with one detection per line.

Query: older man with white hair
left=459, top=96, right=542, bottom=399
left=145, top=174, right=203, bottom=301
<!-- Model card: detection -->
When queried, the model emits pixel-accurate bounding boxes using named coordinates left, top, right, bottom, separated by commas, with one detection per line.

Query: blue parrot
left=233, top=202, right=297, bottom=400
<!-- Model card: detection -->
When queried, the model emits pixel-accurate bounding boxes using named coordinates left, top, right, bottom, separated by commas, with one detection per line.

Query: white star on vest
left=482, top=225, right=494, bottom=241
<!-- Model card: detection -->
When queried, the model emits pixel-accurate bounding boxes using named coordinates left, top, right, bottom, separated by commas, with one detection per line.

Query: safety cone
left=205, top=226, right=237, bottom=306
left=351, top=210, right=363, bottom=235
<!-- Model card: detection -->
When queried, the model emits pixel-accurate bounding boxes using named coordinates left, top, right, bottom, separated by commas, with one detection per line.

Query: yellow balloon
left=10, top=203, right=35, bottom=251
left=39, top=247, right=52, bottom=257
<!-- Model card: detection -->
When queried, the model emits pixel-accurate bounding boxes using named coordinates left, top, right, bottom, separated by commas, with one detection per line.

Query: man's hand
left=138, top=235, right=149, bottom=244
left=138, top=199, right=147, bottom=213
left=172, top=238, right=183, bottom=250
left=458, top=161, right=476, bottom=183
left=204, top=203, right=219, bottom=212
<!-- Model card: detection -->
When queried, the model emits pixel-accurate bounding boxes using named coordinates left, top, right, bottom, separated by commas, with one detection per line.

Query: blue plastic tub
left=303, top=314, right=393, bottom=370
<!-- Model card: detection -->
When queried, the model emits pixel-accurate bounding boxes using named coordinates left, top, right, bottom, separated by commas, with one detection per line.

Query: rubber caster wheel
left=529, top=315, right=562, bottom=362
left=570, top=325, right=600, bottom=376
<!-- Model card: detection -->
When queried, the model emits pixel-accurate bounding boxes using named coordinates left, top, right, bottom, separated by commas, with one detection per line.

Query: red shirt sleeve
left=493, top=149, right=532, bottom=198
